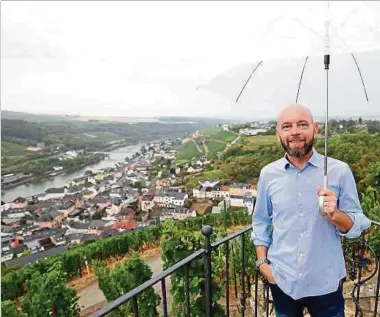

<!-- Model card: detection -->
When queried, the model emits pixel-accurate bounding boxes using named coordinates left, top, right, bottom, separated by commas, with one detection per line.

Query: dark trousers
left=269, top=284, right=345, bottom=317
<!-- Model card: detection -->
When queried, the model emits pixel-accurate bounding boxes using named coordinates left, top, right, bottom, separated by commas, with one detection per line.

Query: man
left=251, top=104, right=371, bottom=317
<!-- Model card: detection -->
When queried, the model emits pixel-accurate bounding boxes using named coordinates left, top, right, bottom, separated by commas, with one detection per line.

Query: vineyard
left=1, top=211, right=252, bottom=317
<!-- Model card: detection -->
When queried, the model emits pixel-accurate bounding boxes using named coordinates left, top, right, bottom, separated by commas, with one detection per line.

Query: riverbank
left=1, top=142, right=146, bottom=202
left=1, top=156, right=106, bottom=191
left=0, top=140, right=140, bottom=192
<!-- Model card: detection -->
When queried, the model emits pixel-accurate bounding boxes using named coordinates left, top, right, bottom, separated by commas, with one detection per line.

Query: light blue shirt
left=251, top=150, right=371, bottom=300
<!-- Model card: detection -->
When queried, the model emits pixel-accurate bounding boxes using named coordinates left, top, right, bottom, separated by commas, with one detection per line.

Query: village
left=1, top=129, right=259, bottom=266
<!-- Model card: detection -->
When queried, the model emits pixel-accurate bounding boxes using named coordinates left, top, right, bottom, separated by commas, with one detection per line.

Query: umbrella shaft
left=324, top=59, right=329, bottom=181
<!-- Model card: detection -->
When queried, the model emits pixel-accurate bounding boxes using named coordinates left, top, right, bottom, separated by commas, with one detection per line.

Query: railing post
left=240, top=233, right=246, bottom=317
left=202, top=225, right=213, bottom=317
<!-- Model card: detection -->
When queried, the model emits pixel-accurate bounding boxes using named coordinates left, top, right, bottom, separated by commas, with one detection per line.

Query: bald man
left=251, top=104, right=370, bottom=317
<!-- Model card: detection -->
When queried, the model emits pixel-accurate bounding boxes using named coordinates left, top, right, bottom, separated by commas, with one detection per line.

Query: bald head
left=277, top=104, right=314, bottom=129
left=276, top=104, right=318, bottom=158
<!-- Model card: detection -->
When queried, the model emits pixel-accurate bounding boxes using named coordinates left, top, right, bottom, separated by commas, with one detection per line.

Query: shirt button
left=300, top=233, right=304, bottom=237
left=298, top=173, right=301, bottom=177
left=298, top=193, right=301, bottom=197
left=298, top=272, right=303, bottom=277
left=300, top=213, right=304, bottom=217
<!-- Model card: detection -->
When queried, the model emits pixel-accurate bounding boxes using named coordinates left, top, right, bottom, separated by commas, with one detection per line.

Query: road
left=77, top=250, right=172, bottom=315
left=191, top=138, right=204, bottom=154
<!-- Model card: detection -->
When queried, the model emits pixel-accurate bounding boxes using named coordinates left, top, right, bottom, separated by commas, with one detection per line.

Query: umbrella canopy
left=200, top=50, right=380, bottom=118
left=233, top=1, right=380, bottom=62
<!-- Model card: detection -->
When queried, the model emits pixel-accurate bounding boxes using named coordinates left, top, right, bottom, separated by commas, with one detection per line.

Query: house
left=68, top=208, right=86, bottom=219
left=105, top=203, right=122, bottom=216
left=2, top=208, right=30, bottom=219
left=24, top=240, right=43, bottom=253
left=193, top=179, right=221, bottom=199
left=153, top=192, right=188, bottom=208
left=66, top=233, right=97, bottom=245
left=58, top=200, right=76, bottom=217
left=67, top=220, right=108, bottom=235
left=239, top=128, right=268, bottom=136
left=112, top=221, right=138, bottom=231
left=110, top=188, right=122, bottom=199
left=140, top=196, right=155, bottom=212
left=35, top=210, right=65, bottom=228
left=65, top=150, right=78, bottom=158
left=115, top=207, right=135, bottom=221
left=90, top=197, right=111, bottom=210
left=187, top=166, right=203, bottom=174
left=221, top=124, right=230, bottom=131
left=243, top=193, right=255, bottom=215
left=11, top=197, right=28, bottom=209
left=43, top=187, right=67, bottom=200
left=66, top=186, right=83, bottom=195
left=171, top=208, right=197, bottom=220
left=132, top=161, right=152, bottom=172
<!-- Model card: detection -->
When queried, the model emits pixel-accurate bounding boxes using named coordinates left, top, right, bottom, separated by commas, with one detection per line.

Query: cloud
left=2, top=1, right=380, bottom=118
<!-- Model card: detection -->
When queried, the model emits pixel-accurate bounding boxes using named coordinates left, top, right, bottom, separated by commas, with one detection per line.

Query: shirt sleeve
left=336, top=164, right=371, bottom=239
left=251, top=169, right=273, bottom=247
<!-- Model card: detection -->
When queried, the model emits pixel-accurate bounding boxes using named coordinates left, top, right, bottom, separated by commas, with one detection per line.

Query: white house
left=153, top=192, right=188, bottom=208
left=42, top=187, right=67, bottom=200
left=141, top=196, right=155, bottom=212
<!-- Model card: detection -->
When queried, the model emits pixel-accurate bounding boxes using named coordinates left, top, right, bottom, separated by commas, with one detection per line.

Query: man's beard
left=280, top=135, right=314, bottom=158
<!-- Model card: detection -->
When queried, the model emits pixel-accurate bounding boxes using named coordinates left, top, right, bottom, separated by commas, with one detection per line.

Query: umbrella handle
left=318, top=176, right=328, bottom=216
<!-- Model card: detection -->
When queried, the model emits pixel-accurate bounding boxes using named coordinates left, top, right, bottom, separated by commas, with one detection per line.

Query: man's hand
left=316, top=186, right=338, bottom=219
left=259, top=263, right=276, bottom=284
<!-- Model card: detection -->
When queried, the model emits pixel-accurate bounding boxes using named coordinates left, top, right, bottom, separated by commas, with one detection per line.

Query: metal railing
left=92, top=220, right=380, bottom=317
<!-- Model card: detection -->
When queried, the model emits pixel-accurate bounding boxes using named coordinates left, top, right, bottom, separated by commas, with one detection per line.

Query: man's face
left=276, top=107, right=318, bottom=158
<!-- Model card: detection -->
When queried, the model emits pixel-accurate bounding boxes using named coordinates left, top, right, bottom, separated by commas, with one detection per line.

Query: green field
left=83, top=131, right=124, bottom=142
left=241, top=135, right=277, bottom=147
left=200, top=128, right=236, bottom=142
left=1, top=141, right=30, bottom=156
left=175, top=140, right=202, bottom=162
left=205, top=140, right=226, bottom=157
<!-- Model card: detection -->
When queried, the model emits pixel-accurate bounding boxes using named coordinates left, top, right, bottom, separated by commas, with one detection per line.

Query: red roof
left=220, top=185, right=230, bottom=191
left=112, top=221, right=138, bottom=230
left=146, top=188, right=156, bottom=196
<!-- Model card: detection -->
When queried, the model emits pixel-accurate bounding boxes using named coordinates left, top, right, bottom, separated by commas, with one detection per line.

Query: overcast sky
left=2, top=1, right=380, bottom=118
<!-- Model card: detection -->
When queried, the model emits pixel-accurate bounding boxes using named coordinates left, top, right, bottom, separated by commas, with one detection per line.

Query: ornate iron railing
left=92, top=219, right=380, bottom=317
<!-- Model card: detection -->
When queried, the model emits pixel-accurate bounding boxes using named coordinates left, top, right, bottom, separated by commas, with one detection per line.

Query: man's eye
left=300, top=123, right=308, bottom=127
left=282, top=125, right=291, bottom=130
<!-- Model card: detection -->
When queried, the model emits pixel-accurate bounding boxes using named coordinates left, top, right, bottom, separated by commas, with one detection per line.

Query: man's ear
left=313, top=123, right=319, bottom=135
left=276, top=130, right=281, bottom=143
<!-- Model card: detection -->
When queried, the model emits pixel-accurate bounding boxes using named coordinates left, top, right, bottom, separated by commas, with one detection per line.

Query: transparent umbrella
left=198, top=1, right=380, bottom=215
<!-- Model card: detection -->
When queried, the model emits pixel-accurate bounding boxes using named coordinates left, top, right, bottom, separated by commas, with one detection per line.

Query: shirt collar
left=281, top=148, right=321, bottom=170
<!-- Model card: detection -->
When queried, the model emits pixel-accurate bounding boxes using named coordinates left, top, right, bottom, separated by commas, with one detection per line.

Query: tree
left=84, top=170, right=93, bottom=175
left=21, top=261, right=80, bottom=317
left=1, top=300, right=25, bottom=317
left=91, top=211, right=103, bottom=220
left=22, top=249, right=32, bottom=257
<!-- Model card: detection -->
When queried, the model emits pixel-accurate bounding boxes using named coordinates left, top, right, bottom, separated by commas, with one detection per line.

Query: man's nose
left=291, top=124, right=299, bottom=135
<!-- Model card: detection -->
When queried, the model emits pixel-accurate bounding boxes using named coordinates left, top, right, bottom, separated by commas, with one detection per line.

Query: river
left=1, top=143, right=144, bottom=203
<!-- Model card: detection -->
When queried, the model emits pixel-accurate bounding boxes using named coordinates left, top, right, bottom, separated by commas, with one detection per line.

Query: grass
left=205, top=140, right=227, bottom=157
left=175, top=140, right=202, bottom=162
left=1, top=141, right=30, bottom=156
left=200, top=128, right=236, bottom=142
left=82, top=131, right=124, bottom=142
left=240, top=135, right=277, bottom=148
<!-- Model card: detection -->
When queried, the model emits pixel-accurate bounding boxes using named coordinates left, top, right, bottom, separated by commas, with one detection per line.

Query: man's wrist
left=256, top=258, right=270, bottom=270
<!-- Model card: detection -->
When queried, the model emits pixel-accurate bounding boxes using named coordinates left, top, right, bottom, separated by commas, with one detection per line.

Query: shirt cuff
left=251, top=233, right=272, bottom=247
left=336, top=212, right=372, bottom=239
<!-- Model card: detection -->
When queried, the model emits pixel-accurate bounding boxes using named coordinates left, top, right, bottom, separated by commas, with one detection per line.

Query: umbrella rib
left=235, top=61, right=263, bottom=103
left=296, top=56, right=309, bottom=103
left=351, top=53, right=370, bottom=102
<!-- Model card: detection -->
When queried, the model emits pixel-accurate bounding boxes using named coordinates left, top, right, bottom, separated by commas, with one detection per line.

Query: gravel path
left=77, top=252, right=172, bottom=315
